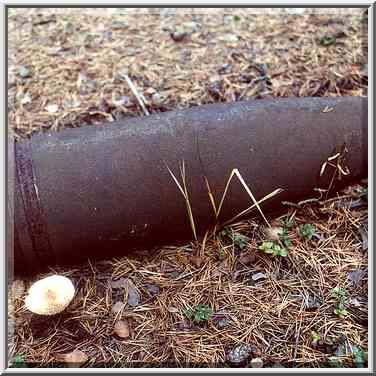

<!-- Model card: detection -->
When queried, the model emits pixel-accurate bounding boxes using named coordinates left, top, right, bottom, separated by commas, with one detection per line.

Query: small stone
left=220, top=34, right=239, bottom=43
left=216, top=318, right=229, bottom=329
left=251, top=272, right=267, bottom=281
left=112, top=95, right=132, bottom=107
left=223, top=15, right=234, bottom=25
left=170, top=27, right=187, bottom=42
left=63, top=95, right=81, bottom=109
left=45, top=104, right=59, bottom=113
left=348, top=269, right=367, bottom=287
left=126, top=281, right=141, bottom=307
left=227, top=344, right=252, bottom=365
left=111, top=278, right=128, bottom=289
left=304, top=294, right=323, bottom=310
left=111, top=301, right=125, bottom=314
left=349, top=297, right=362, bottom=307
left=218, top=63, right=233, bottom=75
left=249, top=357, right=263, bottom=368
left=151, top=92, right=164, bottom=107
left=145, top=284, right=160, bottom=297
left=20, top=93, right=32, bottom=105
left=168, top=271, right=180, bottom=279
left=19, top=66, right=31, bottom=78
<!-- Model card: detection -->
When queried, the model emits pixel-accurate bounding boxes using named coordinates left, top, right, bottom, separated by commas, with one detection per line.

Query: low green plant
left=233, top=15, right=241, bottom=22
left=279, top=227, right=292, bottom=248
left=233, top=233, right=249, bottom=250
left=320, top=36, right=337, bottom=46
left=299, top=224, right=316, bottom=240
left=352, top=346, right=367, bottom=368
left=281, top=217, right=295, bottom=229
left=331, top=287, right=348, bottom=302
left=331, top=287, right=349, bottom=318
left=258, top=241, right=288, bottom=257
left=10, top=354, right=27, bottom=368
left=333, top=306, right=349, bottom=318
left=184, top=304, right=213, bottom=323
left=310, top=331, right=321, bottom=346
left=327, top=356, right=343, bottom=368
left=220, top=228, right=249, bottom=250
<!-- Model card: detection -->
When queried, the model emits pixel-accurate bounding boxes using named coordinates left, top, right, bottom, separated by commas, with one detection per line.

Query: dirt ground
left=8, top=8, right=368, bottom=368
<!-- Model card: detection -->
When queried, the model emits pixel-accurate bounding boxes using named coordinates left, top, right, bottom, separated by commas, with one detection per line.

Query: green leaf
left=352, top=346, right=367, bottom=368
left=185, top=304, right=213, bottom=323
left=320, top=36, right=337, bottom=46
left=277, top=248, right=288, bottom=257
left=281, top=217, right=295, bottom=229
left=10, top=354, right=27, bottom=368
left=327, top=356, right=343, bottom=368
left=299, top=224, right=316, bottom=240
left=334, top=306, right=349, bottom=318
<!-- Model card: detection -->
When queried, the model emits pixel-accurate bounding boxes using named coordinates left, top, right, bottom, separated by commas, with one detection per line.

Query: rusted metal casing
left=12, top=97, right=367, bottom=275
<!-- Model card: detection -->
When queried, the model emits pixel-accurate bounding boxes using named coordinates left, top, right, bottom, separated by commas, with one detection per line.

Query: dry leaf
left=239, top=252, right=256, bottom=265
left=190, top=256, right=205, bottom=268
left=113, top=320, right=130, bottom=338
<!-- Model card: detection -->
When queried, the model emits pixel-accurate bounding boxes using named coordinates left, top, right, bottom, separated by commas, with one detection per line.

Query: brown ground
left=8, top=8, right=368, bottom=368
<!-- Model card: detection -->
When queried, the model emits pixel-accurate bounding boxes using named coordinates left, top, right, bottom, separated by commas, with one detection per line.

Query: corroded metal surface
left=13, top=97, right=367, bottom=275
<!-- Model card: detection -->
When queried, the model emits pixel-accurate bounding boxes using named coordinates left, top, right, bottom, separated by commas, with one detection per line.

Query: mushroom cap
left=24, top=275, right=75, bottom=315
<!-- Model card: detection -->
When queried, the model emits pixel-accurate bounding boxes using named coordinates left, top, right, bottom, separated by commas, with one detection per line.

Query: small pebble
left=250, top=357, right=263, bottom=368
left=227, top=344, right=252, bottom=364
left=151, top=92, right=164, bottom=107
left=220, top=34, right=239, bottom=43
left=216, top=318, right=229, bottom=329
left=170, top=27, right=187, bottom=42
left=111, top=278, right=128, bottom=289
left=127, top=281, right=141, bottom=307
left=251, top=272, right=267, bottom=281
left=145, top=284, right=160, bottom=297
left=111, top=301, right=125, bottom=314
left=348, top=269, right=367, bottom=287
left=19, top=66, right=31, bottom=78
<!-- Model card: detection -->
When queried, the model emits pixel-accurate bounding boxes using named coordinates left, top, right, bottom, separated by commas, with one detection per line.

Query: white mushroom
left=24, top=275, right=75, bottom=315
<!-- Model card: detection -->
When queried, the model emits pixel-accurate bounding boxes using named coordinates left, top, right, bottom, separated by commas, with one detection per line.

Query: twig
left=122, top=73, right=150, bottom=116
